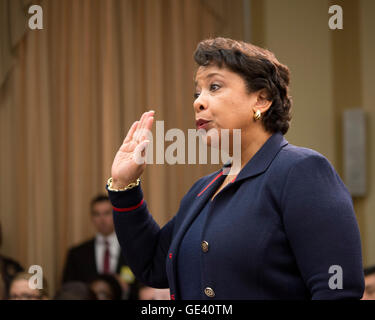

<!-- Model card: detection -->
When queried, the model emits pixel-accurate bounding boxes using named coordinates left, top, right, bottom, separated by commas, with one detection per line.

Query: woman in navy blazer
left=106, top=38, right=364, bottom=299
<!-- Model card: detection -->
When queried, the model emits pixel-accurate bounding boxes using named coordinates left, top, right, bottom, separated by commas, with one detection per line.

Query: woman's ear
left=253, top=89, right=272, bottom=114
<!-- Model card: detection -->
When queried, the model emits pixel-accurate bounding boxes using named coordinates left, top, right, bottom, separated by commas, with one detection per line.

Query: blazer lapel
left=234, top=131, right=288, bottom=184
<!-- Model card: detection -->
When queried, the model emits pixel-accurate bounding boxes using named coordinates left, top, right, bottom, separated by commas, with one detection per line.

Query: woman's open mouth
left=196, top=119, right=212, bottom=130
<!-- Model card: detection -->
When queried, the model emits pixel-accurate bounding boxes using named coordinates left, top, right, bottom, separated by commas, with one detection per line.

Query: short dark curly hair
left=193, top=37, right=292, bottom=135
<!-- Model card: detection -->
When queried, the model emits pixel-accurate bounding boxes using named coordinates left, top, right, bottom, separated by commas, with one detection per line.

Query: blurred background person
left=62, top=194, right=138, bottom=298
left=138, top=283, right=170, bottom=300
left=89, top=274, right=123, bottom=300
left=54, top=281, right=97, bottom=300
left=0, top=274, right=5, bottom=300
left=362, top=266, right=375, bottom=300
left=8, top=272, right=49, bottom=300
left=0, top=221, right=24, bottom=298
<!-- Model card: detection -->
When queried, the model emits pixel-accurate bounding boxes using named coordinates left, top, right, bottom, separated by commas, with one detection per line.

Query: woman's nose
left=193, top=93, right=207, bottom=112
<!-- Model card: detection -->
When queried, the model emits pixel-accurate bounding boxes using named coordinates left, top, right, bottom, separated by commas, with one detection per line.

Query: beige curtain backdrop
left=0, top=0, right=244, bottom=295
left=0, top=0, right=31, bottom=87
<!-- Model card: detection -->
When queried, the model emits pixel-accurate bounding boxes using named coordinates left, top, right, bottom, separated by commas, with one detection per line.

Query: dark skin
left=193, top=65, right=272, bottom=200
left=111, top=65, right=273, bottom=203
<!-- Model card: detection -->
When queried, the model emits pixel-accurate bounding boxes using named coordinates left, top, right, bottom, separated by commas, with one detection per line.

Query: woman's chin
left=201, top=132, right=220, bottom=149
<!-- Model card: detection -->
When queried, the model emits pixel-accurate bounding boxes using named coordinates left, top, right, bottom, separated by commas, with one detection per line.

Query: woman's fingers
left=134, top=139, right=150, bottom=165
left=140, top=111, right=154, bottom=130
left=145, top=115, right=154, bottom=131
left=134, top=110, right=155, bottom=143
left=134, top=112, right=147, bottom=142
left=123, top=121, right=139, bottom=144
left=139, top=115, right=155, bottom=143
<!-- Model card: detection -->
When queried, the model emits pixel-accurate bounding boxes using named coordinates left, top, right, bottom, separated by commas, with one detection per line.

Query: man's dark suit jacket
left=62, top=238, right=127, bottom=283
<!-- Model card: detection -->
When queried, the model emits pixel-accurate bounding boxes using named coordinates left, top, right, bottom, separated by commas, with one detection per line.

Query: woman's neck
left=242, top=131, right=272, bottom=168
left=231, top=126, right=272, bottom=171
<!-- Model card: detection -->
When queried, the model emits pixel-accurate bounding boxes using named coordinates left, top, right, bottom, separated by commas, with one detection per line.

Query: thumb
left=134, top=140, right=150, bottom=165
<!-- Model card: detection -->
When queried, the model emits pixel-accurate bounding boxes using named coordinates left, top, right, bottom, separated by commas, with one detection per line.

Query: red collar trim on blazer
left=197, top=171, right=224, bottom=197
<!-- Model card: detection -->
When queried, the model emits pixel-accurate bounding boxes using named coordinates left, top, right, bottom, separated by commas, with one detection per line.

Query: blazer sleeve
left=107, top=183, right=174, bottom=289
left=281, top=154, right=365, bottom=299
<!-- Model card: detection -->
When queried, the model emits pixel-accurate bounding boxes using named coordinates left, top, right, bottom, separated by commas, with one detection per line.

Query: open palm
left=111, top=111, right=155, bottom=188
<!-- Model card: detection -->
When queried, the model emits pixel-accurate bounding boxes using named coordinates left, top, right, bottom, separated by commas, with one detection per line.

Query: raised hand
left=111, top=110, right=155, bottom=189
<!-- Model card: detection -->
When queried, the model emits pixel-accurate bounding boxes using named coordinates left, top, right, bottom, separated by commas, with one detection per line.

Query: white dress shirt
left=95, top=232, right=121, bottom=274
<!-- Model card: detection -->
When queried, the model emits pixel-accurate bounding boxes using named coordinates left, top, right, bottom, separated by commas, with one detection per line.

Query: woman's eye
left=194, top=84, right=220, bottom=98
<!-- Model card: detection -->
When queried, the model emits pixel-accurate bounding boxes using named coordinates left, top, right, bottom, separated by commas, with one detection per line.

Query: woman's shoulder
left=265, top=142, right=342, bottom=187
left=277, top=143, right=335, bottom=171
left=281, top=143, right=328, bottom=160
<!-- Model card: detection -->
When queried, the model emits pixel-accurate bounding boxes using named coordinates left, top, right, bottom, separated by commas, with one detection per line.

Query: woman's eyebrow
left=205, top=72, right=224, bottom=79
left=194, top=72, right=224, bottom=86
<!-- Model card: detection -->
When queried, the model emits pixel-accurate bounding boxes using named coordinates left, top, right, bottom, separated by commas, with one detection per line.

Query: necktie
left=103, top=240, right=110, bottom=273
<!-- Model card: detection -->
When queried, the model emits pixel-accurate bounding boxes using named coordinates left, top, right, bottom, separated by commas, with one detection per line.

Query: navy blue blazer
left=107, top=132, right=364, bottom=300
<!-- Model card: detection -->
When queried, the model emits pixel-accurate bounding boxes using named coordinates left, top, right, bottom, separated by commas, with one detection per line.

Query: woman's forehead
left=194, top=65, right=228, bottom=84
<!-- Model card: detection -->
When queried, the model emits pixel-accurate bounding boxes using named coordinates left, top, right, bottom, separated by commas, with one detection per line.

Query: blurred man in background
left=62, top=194, right=138, bottom=299
left=89, top=274, right=123, bottom=300
left=137, top=283, right=170, bottom=300
left=0, top=221, right=24, bottom=298
left=362, top=266, right=375, bottom=300
left=8, top=272, right=49, bottom=300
